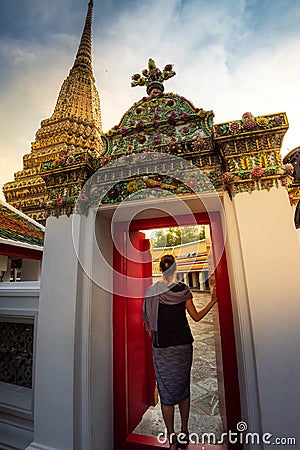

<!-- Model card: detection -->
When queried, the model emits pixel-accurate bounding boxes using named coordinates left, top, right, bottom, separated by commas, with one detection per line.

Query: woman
left=143, top=254, right=217, bottom=449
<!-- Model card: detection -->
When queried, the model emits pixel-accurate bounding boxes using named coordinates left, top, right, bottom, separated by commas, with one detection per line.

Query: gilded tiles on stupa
left=3, top=0, right=103, bottom=224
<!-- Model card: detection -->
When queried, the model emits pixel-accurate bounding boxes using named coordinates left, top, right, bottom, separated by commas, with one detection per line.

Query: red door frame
left=113, top=212, right=241, bottom=450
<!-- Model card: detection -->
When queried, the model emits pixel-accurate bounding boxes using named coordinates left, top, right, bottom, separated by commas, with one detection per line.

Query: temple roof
left=101, top=90, right=214, bottom=160
left=0, top=200, right=44, bottom=248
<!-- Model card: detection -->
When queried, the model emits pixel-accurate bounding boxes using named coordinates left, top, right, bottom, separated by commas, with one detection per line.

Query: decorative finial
left=131, top=59, right=176, bottom=95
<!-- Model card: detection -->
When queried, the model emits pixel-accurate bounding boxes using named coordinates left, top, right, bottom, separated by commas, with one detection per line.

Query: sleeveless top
left=152, top=282, right=194, bottom=348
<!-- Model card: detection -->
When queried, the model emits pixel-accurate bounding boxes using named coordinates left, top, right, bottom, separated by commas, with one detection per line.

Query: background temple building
left=0, top=200, right=44, bottom=282
left=1, top=1, right=300, bottom=450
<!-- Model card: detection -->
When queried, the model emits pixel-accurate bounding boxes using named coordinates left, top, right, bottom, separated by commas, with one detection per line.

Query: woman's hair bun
left=160, top=254, right=176, bottom=273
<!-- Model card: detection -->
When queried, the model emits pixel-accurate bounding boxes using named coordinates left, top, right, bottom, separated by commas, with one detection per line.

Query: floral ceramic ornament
left=131, top=59, right=176, bottom=94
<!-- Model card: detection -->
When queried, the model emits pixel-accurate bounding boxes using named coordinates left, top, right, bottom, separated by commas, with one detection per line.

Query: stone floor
left=134, top=290, right=225, bottom=442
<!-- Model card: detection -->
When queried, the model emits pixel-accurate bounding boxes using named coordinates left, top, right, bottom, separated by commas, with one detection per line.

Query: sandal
left=177, top=431, right=189, bottom=448
left=169, top=433, right=178, bottom=449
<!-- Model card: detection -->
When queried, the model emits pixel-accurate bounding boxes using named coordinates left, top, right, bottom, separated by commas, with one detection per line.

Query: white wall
left=224, top=187, right=300, bottom=447
left=0, top=282, right=39, bottom=450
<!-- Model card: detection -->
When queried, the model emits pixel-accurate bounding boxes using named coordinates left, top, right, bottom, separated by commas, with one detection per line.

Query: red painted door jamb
left=113, top=213, right=241, bottom=450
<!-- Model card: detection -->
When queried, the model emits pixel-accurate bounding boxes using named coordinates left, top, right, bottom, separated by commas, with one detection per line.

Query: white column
left=0, top=255, right=8, bottom=271
left=25, top=216, right=79, bottom=450
left=183, top=273, right=189, bottom=286
left=21, top=259, right=41, bottom=281
left=1, top=256, right=10, bottom=282
left=26, top=212, right=113, bottom=450
left=191, top=272, right=198, bottom=288
left=198, top=270, right=206, bottom=291
left=72, top=211, right=113, bottom=450
left=89, top=214, right=113, bottom=450
left=224, top=187, right=300, bottom=447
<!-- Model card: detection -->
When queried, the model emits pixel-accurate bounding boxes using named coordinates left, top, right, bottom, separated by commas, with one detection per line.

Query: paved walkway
left=134, top=291, right=225, bottom=442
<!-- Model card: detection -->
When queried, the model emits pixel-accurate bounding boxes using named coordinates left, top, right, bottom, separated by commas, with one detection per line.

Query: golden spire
left=50, top=0, right=102, bottom=128
left=3, top=0, right=103, bottom=224
left=72, top=0, right=94, bottom=76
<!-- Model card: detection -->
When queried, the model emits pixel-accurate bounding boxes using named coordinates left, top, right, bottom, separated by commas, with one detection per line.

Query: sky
left=1, top=0, right=300, bottom=200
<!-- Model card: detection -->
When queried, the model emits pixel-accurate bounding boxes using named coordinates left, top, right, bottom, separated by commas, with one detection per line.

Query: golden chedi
left=3, top=1, right=102, bottom=224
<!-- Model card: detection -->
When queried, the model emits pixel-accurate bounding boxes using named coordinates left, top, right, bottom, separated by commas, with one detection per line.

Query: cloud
left=93, top=0, right=246, bottom=127
left=93, top=0, right=300, bottom=154
left=0, top=0, right=86, bottom=43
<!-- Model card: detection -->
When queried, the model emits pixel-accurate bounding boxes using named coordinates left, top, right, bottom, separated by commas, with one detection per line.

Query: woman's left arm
left=186, top=287, right=217, bottom=322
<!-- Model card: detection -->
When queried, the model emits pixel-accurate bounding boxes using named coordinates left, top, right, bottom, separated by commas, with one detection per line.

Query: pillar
left=183, top=273, right=189, bottom=286
left=26, top=213, right=113, bottom=450
left=25, top=216, right=79, bottom=450
left=191, top=272, right=199, bottom=289
left=0, top=256, right=10, bottom=282
left=0, top=255, right=8, bottom=271
left=21, top=259, right=41, bottom=281
left=198, top=270, right=206, bottom=291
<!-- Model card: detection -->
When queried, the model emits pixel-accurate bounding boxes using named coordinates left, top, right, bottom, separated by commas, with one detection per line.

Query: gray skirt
left=152, top=344, right=193, bottom=406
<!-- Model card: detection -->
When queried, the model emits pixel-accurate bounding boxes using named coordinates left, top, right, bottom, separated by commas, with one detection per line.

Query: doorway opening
left=113, top=212, right=241, bottom=449
left=133, top=224, right=226, bottom=442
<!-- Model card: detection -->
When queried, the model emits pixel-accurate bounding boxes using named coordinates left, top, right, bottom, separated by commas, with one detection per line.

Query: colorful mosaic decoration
left=101, top=93, right=214, bottom=161
left=215, top=111, right=291, bottom=196
left=41, top=152, right=97, bottom=218
left=214, top=112, right=286, bottom=137
left=0, top=201, right=44, bottom=247
left=74, top=156, right=221, bottom=212
left=131, top=58, right=176, bottom=91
